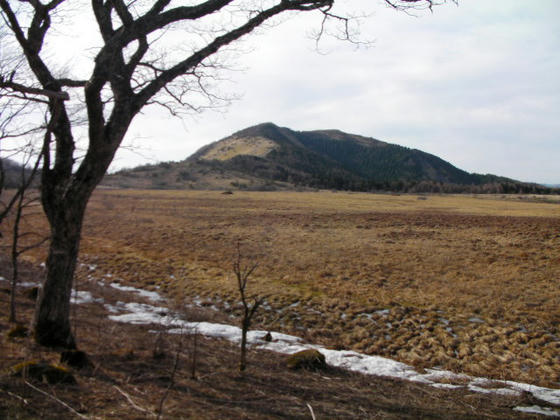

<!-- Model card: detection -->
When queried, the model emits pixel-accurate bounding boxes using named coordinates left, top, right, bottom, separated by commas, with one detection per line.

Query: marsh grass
left=0, top=260, right=549, bottom=419
left=5, top=190, right=559, bottom=387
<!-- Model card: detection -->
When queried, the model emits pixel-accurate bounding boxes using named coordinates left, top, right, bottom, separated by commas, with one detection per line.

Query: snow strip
left=6, top=265, right=558, bottom=415
left=0, top=277, right=38, bottom=288
left=19, top=281, right=39, bottom=288
left=71, top=290, right=103, bottom=305
left=515, top=406, right=560, bottom=417
left=504, top=381, right=560, bottom=406
left=110, top=282, right=163, bottom=302
left=105, top=298, right=560, bottom=414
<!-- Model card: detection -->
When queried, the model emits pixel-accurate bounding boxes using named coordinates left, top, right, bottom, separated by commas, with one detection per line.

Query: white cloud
left=109, top=0, right=560, bottom=184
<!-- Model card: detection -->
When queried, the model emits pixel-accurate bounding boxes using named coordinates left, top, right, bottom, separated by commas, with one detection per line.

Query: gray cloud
left=113, top=0, right=560, bottom=184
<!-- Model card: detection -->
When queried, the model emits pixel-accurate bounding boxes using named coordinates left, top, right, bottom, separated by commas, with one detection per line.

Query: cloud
left=111, top=0, right=560, bottom=184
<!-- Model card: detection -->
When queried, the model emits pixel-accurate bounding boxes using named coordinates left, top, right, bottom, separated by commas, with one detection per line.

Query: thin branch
left=384, top=0, right=457, bottom=14
left=0, top=147, right=42, bottom=223
left=24, top=381, right=89, bottom=420
left=57, top=78, right=87, bottom=88
left=307, top=403, right=317, bottom=420
left=0, top=79, right=68, bottom=100
left=133, top=0, right=333, bottom=110
left=17, top=236, right=50, bottom=255
left=314, top=6, right=371, bottom=48
left=114, top=385, right=155, bottom=416
left=156, top=332, right=182, bottom=420
left=0, top=389, right=29, bottom=405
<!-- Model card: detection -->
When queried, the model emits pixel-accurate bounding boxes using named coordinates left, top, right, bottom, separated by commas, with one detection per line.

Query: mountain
left=103, top=123, right=556, bottom=194
left=0, top=158, right=37, bottom=189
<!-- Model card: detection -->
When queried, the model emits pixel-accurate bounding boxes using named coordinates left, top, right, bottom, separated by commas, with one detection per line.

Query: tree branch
left=133, top=0, right=331, bottom=110
left=0, top=79, right=69, bottom=100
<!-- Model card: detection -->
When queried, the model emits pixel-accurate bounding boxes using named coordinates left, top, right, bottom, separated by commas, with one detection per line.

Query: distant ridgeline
left=0, top=158, right=38, bottom=189
left=103, top=123, right=558, bottom=194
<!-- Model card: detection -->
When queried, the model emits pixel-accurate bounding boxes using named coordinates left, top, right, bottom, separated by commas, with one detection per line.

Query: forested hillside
left=104, top=123, right=557, bottom=194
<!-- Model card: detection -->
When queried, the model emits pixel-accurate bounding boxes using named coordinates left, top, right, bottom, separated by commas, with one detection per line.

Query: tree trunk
left=9, top=243, right=19, bottom=324
left=33, top=197, right=87, bottom=349
left=240, top=319, right=249, bottom=372
left=32, top=101, right=130, bottom=348
left=9, top=192, right=23, bottom=323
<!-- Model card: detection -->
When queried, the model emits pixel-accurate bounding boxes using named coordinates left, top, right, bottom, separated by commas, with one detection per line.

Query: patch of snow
left=421, top=369, right=470, bottom=384
left=104, top=304, right=122, bottom=313
left=468, top=384, right=520, bottom=397
left=307, top=308, right=322, bottom=315
left=375, top=309, right=390, bottom=316
left=172, top=322, right=242, bottom=341
left=514, top=406, right=560, bottom=417
left=110, top=282, right=163, bottom=302
left=78, top=277, right=560, bottom=414
left=504, top=381, right=560, bottom=406
left=468, top=317, right=485, bottom=323
left=135, top=289, right=163, bottom=302
left=431, top=383, right=463, bottom=390
left=445, top=327, right=457, bottom=337
left=19, top=281, right=39, bottom=288
left=108, top=302, right=171, bottom=325
left=71, top=290, right=103, bottom=305
left=323, top=349, right=435, bottom=384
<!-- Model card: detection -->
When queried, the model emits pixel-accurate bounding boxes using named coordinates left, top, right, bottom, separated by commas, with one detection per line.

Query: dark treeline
left=109, top=156, right=559, bottom=195
left=214, top=155, right=558, bottom=194
left=304, top=176, right=558, bottom=195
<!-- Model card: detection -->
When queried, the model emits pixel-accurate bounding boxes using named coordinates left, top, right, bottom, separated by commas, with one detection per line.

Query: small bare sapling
left=233, top=240, right=265, bottom=372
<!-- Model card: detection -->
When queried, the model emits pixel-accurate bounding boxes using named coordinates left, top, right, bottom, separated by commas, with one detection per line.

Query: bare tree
left=233, top=240, right=264, bottom=372
left=0, top=0, right=450, bottom=348
left=1, top=50, right=50, bottom=323
left=0, top=28, right=50, bottom=225
left=1, top=41, right=57, bottom=323
left=6, top=150, right=46, bottom=323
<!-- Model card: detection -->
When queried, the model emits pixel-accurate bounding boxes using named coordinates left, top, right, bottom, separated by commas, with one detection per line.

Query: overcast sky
left=103, top=1, right=559, bottom=184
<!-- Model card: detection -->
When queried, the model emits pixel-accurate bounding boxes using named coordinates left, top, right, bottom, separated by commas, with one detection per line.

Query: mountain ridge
left=103, top=123, right=557, bottom=194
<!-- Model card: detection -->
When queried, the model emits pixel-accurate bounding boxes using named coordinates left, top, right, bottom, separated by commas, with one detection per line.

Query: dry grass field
left=11, top=190, right=560, bottom=388
left=1, top=260, right=545, bottom=419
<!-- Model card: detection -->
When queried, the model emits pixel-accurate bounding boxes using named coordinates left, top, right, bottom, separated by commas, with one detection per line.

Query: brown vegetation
left=0, top=257, right=552, bottom=419
left=7, top=189, right=558, bottom=390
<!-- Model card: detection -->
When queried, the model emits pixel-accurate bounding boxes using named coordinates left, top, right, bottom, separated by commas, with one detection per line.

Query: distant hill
left=103, top=123, right=557, bottom=194
left=0, top=158, right=36, bottom=189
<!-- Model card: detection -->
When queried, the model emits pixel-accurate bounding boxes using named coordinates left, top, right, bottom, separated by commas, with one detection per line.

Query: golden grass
left=5, top=189, right=559, bottom=387
left=1, top=268, right=538, bottom=420
left=200, top=136, right=278, bottom=161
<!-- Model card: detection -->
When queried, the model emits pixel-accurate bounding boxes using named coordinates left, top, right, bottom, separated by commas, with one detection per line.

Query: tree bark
left=240, top=318, right=249, bottom=372
left=33, top=197, right=87, bottom=348
left=9, top=198, right=21, bottom=324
